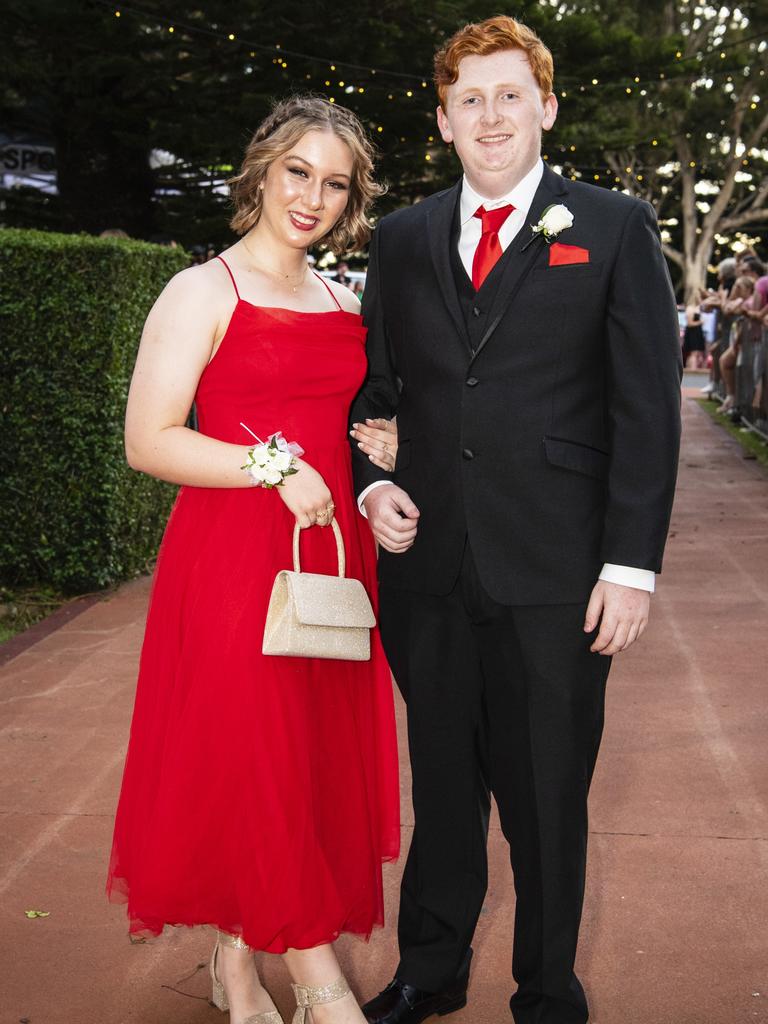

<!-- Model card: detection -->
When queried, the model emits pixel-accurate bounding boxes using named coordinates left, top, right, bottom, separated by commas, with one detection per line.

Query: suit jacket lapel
left=469, top=164, right=570, bottom=366
left=426, top=181, right=472, bottom=351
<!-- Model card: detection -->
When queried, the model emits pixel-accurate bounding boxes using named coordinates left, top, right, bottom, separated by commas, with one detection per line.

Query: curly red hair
left=434, top=15, right=554, bottom=109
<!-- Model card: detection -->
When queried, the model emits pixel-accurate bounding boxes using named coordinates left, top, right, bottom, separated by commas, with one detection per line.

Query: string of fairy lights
left=95, top=0, right=766, bottom=187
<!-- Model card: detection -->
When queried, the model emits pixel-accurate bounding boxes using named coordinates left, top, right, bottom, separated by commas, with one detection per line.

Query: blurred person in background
left=332, top=260, right=353, bottom=287
left=740, top=266, right=768, bottom=416
left=682, top=303, right=706, bottom=369
left=717, top=275, right=755, bottom=414
left=700, top=257, right=737, bottom=396
left=735, top=253, right=763, bottom=277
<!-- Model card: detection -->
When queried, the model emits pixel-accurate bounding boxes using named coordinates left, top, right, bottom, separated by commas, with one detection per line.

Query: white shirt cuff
left=599, top=563, right=656, bottom=593
left=357, top=479, right=392, bottom=517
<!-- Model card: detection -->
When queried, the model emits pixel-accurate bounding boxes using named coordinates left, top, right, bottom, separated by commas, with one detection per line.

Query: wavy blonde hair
left=434, top=15, right=554, bottom=108
left=227, top=95, right=384, bottom=255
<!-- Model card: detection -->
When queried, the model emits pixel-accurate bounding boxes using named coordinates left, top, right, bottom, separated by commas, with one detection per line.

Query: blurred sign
left=0, top=138, right=57, bottom=193
left=1, top=144, right=56, bottom=174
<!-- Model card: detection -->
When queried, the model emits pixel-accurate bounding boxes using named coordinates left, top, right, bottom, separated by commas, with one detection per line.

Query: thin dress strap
left=216, top=256, right=241, bottom=301
left=313, top=271, right=343, bottom=311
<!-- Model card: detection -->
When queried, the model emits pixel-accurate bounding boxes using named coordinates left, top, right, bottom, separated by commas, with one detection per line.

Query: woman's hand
left=276, top=459, right=335, bottom=529
left=350, top=417, right=398, bottom=472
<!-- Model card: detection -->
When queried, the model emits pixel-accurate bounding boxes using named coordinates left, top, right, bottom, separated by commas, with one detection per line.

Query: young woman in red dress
left=106, top=96, right=400, bottom=1024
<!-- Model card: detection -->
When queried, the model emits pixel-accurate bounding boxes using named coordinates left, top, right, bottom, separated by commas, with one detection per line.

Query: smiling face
left=260, top=129, right=354, bottom=250
left=436, top=48, right=558, bottom=199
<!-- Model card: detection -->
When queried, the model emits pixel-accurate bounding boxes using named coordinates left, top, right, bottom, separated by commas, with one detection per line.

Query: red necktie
left=472, top=204, right=515, bottom=291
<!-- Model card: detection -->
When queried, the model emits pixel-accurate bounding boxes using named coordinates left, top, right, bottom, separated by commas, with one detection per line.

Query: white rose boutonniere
left=521, top=203, right=574, bottom=251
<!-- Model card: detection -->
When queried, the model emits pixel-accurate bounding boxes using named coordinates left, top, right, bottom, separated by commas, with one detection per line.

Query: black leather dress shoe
left=361, top=975, right=468, bottom=1024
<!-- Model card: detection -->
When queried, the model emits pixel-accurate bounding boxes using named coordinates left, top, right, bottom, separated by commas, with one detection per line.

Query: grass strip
left=0, top=587, right=68, bottom=645
left=695, top=398, right=768, bottom=470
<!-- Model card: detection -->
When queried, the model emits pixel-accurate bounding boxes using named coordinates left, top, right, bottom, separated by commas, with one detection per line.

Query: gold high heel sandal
left=291, top=976, right=352, bottom=1024
left=210, top=930, right=284, bottom=1024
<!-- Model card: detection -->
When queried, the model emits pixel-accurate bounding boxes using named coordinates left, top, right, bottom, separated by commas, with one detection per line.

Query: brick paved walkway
left=1, top=393, right=766, bottom=1024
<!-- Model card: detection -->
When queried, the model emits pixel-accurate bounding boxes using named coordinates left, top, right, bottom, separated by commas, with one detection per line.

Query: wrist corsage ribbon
left=240, top=422, right=304, bottom=488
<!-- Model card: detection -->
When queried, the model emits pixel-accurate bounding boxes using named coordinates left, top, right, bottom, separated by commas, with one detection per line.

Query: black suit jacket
left=350, top=164, right=682, bottom=605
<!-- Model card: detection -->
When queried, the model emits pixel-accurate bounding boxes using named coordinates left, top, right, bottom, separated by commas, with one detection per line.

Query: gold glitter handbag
left=262, top=519, right=376, bottom=661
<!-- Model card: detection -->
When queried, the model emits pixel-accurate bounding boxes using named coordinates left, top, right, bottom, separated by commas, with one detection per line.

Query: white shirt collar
left=459, top=158, right=545, bottom=226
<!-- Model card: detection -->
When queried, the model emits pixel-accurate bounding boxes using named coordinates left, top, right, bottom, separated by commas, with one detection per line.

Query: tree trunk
left=683, top=244, right=711, bottom=305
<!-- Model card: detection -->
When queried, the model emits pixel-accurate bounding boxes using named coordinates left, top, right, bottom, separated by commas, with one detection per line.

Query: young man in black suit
left=350, top=14, right=682, bottom=1024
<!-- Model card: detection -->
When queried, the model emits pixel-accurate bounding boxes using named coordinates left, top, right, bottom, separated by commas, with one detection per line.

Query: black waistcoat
left=448, top=203, right=519, bottom=352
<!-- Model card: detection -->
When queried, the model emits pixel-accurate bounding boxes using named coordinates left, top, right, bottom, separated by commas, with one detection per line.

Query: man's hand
left=362, top=483, right=420, bottom=554
left=584, top=580, right=650, bottom=655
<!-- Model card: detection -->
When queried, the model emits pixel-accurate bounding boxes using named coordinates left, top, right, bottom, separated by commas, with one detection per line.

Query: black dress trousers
left=379, top=542, right=611, bottom=1024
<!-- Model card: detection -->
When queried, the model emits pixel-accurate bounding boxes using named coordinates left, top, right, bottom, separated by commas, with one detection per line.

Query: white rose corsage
left=240, top=423, right=304, bottom=488
left=521, top=203, right=574, bottom=251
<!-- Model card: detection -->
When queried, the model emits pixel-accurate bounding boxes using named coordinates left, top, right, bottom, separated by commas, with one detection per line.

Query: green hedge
left=0, top=228, right=188, bottom=593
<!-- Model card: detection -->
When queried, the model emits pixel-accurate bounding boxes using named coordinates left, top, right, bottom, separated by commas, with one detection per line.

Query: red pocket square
left=549, top=242, right=590, bottom=267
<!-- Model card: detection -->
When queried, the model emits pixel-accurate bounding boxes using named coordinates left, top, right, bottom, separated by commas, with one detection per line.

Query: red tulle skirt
left=106, top=302, right=400, bottom=950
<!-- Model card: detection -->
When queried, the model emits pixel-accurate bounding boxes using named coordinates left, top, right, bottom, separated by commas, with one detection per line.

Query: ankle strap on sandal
left=292, top=975, right=350, bottom=1008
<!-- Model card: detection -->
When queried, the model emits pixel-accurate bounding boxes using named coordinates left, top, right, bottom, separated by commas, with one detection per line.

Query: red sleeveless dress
left=106, top=261, right=400, bottom=951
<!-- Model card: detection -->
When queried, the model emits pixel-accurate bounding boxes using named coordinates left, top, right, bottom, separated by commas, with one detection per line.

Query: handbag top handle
left=292, top=519, right=346, bottom=578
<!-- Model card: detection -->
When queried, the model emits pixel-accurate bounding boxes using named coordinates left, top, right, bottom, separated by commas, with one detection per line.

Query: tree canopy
left=1, top=0, right=766, bottom=291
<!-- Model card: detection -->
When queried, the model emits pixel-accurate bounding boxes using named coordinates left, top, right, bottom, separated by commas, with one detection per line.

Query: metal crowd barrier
left=711, top=320, right=768, bottom=442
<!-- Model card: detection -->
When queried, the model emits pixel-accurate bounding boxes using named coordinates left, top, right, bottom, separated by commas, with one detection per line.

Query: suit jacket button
left=462, top=448, right=474, bottom=460
left=472, top=306, right=482, bottom=317
left=466, top=376, right=479, bottom=387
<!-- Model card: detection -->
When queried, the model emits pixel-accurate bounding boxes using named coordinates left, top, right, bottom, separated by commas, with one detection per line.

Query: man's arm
left=601, top=199, right=682, bottom=571
left=349, top=224, right=401, bottom=497
left=586, top=199, right=682, bottom=655
left=350, top=222, right=420, bottom=551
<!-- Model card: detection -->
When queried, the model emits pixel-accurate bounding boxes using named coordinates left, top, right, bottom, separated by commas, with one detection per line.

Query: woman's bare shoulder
left=161, top=259, right=234, bottom=305
left=324, top=277, right=362, bottom=313
left=146, top=260, right=236, bottom=333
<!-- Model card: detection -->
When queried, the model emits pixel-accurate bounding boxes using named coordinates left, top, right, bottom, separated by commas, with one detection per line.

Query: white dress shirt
left=357, top=159, right=655, bottom=593
left=457, top=158, right=544, bottom=280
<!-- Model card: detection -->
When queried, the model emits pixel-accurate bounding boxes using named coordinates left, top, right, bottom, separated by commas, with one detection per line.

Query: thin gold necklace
left=242, top=237, right=309, bottom=293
